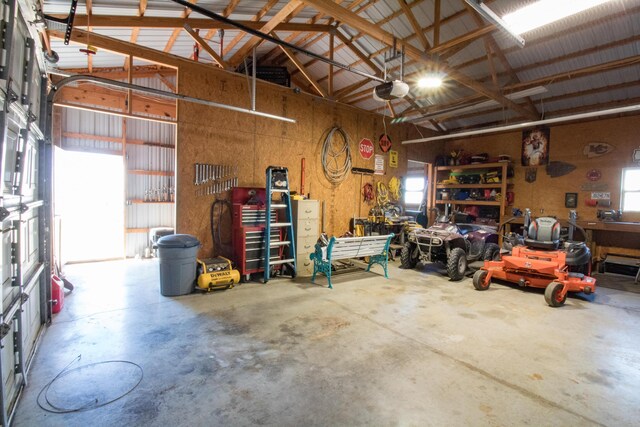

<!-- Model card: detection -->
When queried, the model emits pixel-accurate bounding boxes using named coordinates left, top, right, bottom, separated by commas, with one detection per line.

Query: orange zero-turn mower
left=472, top=209, right=596, bottom=307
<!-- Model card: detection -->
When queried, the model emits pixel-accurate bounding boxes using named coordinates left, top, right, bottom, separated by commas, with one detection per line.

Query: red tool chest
left=231, top=187, right=282, bottom=279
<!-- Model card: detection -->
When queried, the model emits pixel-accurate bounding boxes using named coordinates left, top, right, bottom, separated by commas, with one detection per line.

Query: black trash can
left=157, top=234, right=200, bottom=296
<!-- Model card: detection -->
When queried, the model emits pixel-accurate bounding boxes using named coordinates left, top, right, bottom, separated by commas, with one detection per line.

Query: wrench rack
left=194, top=163, right=238, bottom=196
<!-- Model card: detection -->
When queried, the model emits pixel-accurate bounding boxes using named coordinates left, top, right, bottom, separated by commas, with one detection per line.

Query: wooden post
left=328, top=32, right=334, bottom=97
left=127, top=55, right=133, bottom=114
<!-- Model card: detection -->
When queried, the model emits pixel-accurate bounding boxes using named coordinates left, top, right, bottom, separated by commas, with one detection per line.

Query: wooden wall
left=175, top=62, right=442, bottom=257
left=443, top=115, right=640, bottom=255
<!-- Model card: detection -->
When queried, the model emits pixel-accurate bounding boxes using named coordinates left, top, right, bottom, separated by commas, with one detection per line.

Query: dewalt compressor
left=196, top=257, right=240, bottom=291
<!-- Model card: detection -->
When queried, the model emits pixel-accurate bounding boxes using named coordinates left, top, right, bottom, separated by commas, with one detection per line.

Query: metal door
left=0, top=0, right=48, bottom=424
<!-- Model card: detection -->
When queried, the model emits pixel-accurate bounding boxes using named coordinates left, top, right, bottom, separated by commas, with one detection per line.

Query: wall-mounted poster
left=521, top=127, right=550, bottom=166
left=389, top=150, right=398, bottom=168
left=374, top=154, right=385, bottom=175
left=565, top=193, right=577, bottom=208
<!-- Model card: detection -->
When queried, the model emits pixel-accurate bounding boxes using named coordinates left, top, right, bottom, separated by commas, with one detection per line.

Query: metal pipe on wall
left=403, top=103, right=640, bottom=144
left=48, top=75, right=296, bottom=123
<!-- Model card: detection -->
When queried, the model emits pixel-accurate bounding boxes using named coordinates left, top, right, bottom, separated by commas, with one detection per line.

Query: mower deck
left=474, top=246, right=596, bottom=307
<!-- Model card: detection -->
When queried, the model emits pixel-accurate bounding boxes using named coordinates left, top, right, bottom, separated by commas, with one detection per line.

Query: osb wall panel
left=444, top=115, right=640, bottom=253
left=176, top=63, right=442, bottom=257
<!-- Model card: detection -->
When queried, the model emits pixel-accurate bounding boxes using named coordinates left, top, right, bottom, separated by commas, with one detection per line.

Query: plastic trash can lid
left=157, top=234, right=200, bottom=248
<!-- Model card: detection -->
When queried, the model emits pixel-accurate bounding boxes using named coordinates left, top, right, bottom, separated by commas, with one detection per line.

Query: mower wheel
left=473, top=270, right=490, bottom=290
left=400, top=242, right=418, bottom=269
left=447, top=248, right=467, bottom=281
left=544, top=282, right=567, bottom=307
left=483, top=243, right=501, bottom=261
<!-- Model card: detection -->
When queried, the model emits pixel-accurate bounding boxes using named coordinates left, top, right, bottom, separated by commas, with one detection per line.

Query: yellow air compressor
left=196, top=257, right=240, bottom=291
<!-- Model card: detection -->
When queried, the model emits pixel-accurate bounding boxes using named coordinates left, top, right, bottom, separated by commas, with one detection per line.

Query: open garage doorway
left=54, top=147, right=125, bottom=263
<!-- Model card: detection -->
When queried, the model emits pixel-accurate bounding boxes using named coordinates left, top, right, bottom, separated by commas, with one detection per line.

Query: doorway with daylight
left=54, top=148, right=125, bottom=264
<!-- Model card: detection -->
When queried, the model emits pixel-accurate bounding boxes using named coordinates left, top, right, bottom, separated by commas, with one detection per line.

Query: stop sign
left=359, top=138, right=374, bottom=159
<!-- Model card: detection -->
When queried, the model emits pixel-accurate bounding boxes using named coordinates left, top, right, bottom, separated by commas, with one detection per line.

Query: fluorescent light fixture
left=418, top=76, right=443, bottom=89
left=402, top=103, right=640, bottom=144
left=464, top=0, right=525, bottom=48
left=503, top=0, right=616, bottom=35
left=413, top=86, right=547, bottom=120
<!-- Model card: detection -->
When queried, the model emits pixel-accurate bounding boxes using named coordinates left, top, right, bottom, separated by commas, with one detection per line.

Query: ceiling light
left=465, top=0, right=525, bottom=47
left=503, top=0, right=616, bottom=35
left=418, top=76, right=443, bottom=89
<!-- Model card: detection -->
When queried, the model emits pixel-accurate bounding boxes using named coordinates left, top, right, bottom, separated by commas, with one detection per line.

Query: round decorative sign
left=586, top=169, right=602, bottom=181
left=379, top=134, right=392, bottom=153
left=359, top=138, right=374, bottom=160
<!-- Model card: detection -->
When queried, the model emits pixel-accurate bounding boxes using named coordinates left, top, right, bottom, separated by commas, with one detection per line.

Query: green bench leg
left=367, top=254, right=390, bottom=279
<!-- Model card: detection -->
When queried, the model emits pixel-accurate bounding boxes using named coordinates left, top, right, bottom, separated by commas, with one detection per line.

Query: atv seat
left=457, top=224, right=477, bottom=235
left=524, top=217, right=561, bottom=250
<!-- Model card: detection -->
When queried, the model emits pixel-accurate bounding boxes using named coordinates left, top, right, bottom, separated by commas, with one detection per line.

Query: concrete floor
left=13, top=258, right=640, bottom=426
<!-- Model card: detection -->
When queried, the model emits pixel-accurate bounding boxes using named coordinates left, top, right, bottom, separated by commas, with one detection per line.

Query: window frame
left=404, top=175, right=426, bottom=206
left=620, top=167, right=640, bottom=212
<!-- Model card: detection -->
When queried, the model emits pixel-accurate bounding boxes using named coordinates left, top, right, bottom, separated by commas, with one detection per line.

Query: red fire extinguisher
left=51, top=275, right=65, bottom=314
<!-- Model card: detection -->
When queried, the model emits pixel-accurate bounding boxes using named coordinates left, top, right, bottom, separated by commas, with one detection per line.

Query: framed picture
left=521, top=127, right=550, bottom=166
left=565, top=192, right=578, bottom=208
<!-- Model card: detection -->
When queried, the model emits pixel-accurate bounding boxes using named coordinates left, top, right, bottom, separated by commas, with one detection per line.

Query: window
left=405, top=176, right=425, bottom=205
left=621, top=168, right=640, bottom=212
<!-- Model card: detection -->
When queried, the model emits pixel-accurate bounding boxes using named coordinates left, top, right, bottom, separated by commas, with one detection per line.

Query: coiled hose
left=321, top=126, right=352, bottom=184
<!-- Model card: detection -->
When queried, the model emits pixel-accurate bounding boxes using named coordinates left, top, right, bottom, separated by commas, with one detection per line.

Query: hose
left=363, top=183, right=374, bottom=203
left=321, top=126, right=352, bottom=184
left=376, top=182, right=389, bottom=206
left=37, top=356, right=143, bottom=414
left=211, top=199, right=233, bottom=253
left=388, top=176, right=401, bottom=201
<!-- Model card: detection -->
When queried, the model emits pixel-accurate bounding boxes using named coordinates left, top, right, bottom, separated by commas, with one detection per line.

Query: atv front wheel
left=400, top=242, right=418, bottom=269
left=544, top=282, right=567, bottom=307
left=483, top=243, right=501, bottom=261
left=447, top=247, right=467, bottom=281
left=473, top=270, right=490, bottom=290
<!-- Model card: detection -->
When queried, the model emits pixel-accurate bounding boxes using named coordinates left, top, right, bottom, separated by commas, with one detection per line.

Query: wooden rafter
left=300, top=0, right=535, bottom=119
left=86, top=0, right=93, bottom=73
left=49, top=27, right=186, bottom=69
left=477, top=33, right=640, bottom=87
left=272, top=33, right=327, bottom=97
left=433, top=0, right=441, bottom=46
left=126, top=0, right=149, bottom=69
left=57, top=65, right=176, bottom=80
left=398, top=0, right=430, bottom=50
left=202, top=0, right=240, bottom=42
left=335, top=79, right=370, bottom=101
left=438, top=80, right=640, bottom=124
left=64, top=15, right=333, bottom=32
left=464, top=3, right=538, bottom=115
left=156, top=73, right=176, bottom=93
left=507, top=55, right=640, bottom=94
left=262, top=0, right=362, bottom=65
left=183, top=24, right=231, bottom=69
left=229, top=0, right=304, bottom=67
left=328, top=32, right=334, bottom=97
left=456, top=4, right=640, bottom=74
left=405, top=54, right=640, bottom=121
left=57, top=83, right=175, bottom=119
left=222, top=0, right=278, bottom=57
left=163, top=0, right=199, bottom=54
left=334, top=32, right=380, bottom=77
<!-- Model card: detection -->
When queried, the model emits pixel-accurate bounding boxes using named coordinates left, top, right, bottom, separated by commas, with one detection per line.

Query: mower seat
left=524, top=217, right=560, bottom=250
